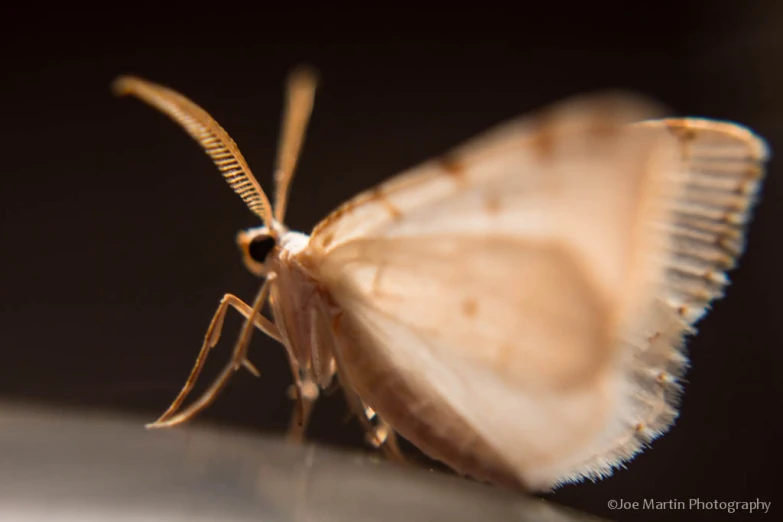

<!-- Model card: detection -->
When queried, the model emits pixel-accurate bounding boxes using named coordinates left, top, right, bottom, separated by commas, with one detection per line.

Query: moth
left=113, top=68, right=768, bottom=491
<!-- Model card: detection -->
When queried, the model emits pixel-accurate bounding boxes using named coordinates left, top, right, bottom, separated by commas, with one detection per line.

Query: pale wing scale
left=635, top=118, right=769, bottom=323
left=302, top=97, right=768, bottom=489
left=555, top=120, right=770, bottom=482
left=301, top=94, right=689, bottom=488
left=555, top=298, right=687, bottom=485
left=311, top=94, right=670, bottom=250
left=310, top=94, right=680, bottom=320
left=322, top=236, right=613, bottom=389
left=523, top=120, right=769, bottom=485
left=327, top=293, right=621, bottom=489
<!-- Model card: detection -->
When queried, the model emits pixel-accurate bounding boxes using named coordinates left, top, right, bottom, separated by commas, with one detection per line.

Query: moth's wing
left=635, top=118, right=769, bottom=324
left=303, top=95, right=767, bottom=489
left=563, top=118, right=770, bottom=483
left=311, top=94, right=680, bottom=330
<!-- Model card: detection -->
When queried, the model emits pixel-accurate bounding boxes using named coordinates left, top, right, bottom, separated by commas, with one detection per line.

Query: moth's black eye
left=247, top=236, right=276, bottom=263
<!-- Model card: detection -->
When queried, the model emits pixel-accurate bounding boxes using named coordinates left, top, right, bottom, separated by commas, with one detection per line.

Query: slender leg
left=361, top=404, right=406, bottom=463
left=148, top=275, right=278, bottom=428
left=285, top=379, right=319, bottom=442
left=282, top=304, right=325, bottom=442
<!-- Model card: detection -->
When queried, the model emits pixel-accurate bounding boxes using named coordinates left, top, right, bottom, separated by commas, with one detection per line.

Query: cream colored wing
left=565, top=117, right=770, bottom=484
left=636, top=118, right=768, bottom=324
left=301, top=94, right=768, bottom=489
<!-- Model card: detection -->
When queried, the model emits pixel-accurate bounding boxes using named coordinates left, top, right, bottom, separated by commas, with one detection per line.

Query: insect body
left=114, top=69, right=768, bottom=491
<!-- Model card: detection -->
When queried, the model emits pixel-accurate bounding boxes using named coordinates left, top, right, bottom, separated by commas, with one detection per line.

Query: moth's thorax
left=278, top=230, right=311, bottom=256
left=267, top=230, right=335, bottom=387
left=273, top=230, right=322, bottom=278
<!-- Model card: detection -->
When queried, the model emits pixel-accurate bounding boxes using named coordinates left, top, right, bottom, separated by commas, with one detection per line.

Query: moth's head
left=237, top=226, right=279, bottom=276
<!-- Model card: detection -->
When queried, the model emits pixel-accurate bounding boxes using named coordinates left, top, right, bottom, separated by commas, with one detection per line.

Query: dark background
left=1, top=3, right=781, bottom=521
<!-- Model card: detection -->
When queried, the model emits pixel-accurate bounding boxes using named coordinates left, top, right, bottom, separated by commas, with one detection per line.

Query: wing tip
left=642, top=117, right=771, bottom=162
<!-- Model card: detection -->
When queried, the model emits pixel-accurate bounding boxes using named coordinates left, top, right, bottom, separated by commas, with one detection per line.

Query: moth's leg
left=381, top=427, right=405, bottom=463
left=284, top=303, right=332, bottom=442
left=338, top=383, right=406, bottom=464
left=361, top=404, right=406, bottom=463
left=148, top=274, right=278, bottom=428
left=285, top=377, right=319, bottom=442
